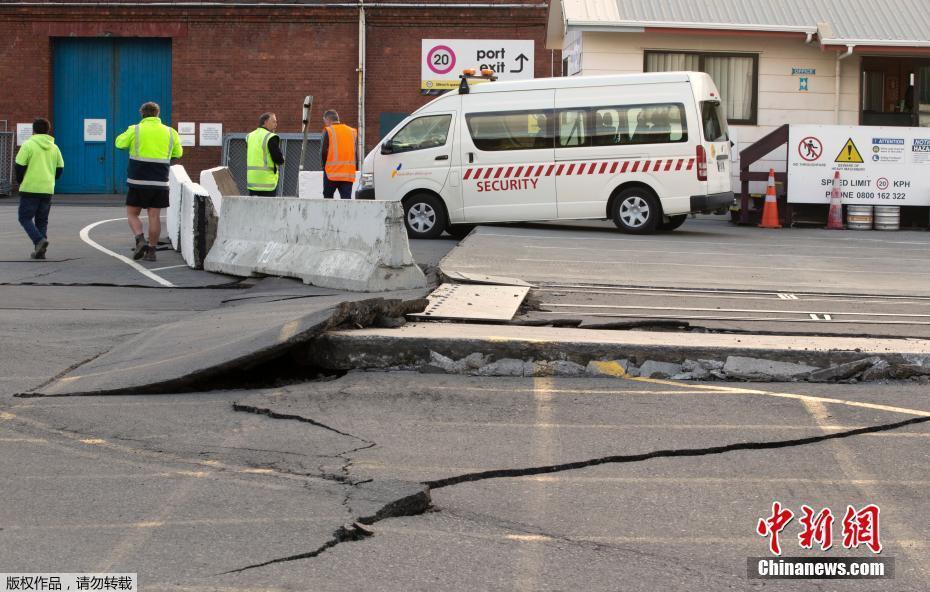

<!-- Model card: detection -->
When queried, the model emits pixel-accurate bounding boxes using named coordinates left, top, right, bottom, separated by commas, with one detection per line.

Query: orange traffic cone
left=758, top=168, right=781, bottom=229
left=826, top=170, right=844, bottom=230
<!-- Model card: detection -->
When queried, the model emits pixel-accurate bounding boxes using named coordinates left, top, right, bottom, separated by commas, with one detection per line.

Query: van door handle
left=468, top=152, right=475, bottom=163
left=435, top=155, right=449, bottom=161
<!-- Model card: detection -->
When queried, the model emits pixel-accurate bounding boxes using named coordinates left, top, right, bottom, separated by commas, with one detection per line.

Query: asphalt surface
left=440, top=219, right=930, bottom=337
left=1, top=200, right=928, bottom=590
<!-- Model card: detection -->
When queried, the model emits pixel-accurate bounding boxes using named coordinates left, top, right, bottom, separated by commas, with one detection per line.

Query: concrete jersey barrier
left=167, top=165, right=191, bottom=250
left=204, top=196, right=426, bottom=292
left=199, top=166, right=240, bottom=215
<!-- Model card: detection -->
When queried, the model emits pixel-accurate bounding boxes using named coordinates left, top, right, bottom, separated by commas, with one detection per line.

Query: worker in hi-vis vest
left=246, top=112, right=284, bottom=197
left=14, top=117, right=64, bottom=260
left=115, top=101, right=182, bottom=262
left=320, top=109, right=357, bottom=199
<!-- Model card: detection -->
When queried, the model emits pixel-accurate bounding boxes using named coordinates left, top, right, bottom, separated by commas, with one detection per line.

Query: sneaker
left=32, top=238, right=49, bottom=259
left=142, top=246, right=157, bottom=262
left=132, top=234, right=146, bottom=260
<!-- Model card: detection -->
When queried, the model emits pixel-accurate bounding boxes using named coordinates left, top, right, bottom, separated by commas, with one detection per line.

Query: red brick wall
left=0, top=2, right=553, bottom=186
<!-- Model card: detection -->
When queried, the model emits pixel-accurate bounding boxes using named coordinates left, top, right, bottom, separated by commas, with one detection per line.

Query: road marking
left=517, top=258, right=930, bottom=277
left=79, top=218, right=175, bottom=287
left=778, top=293, right=799, bottom=300
left=279, top=319, right=301, bottom=342
left=149, top=264, right=187, bottom=271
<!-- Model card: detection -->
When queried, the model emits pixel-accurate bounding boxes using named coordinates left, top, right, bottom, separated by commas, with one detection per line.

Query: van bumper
left=690, top=191, right=734, bottom=214
left=356, top=187, right=376, bottom=200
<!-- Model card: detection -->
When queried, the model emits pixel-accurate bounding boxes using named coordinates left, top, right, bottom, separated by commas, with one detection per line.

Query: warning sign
left=835, top=138, right=864, bottom=163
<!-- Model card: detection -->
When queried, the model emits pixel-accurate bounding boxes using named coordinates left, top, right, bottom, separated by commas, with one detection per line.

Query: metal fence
left=221, top=132, right=323, bottom=197
left=0, top=131, right=13, bottom=197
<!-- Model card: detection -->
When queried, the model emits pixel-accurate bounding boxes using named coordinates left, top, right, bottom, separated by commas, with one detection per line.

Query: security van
left=356, top=71, right=734, bottom=238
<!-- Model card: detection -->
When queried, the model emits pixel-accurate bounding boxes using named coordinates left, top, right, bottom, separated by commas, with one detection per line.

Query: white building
left=547, top=0, right=930, bottom=189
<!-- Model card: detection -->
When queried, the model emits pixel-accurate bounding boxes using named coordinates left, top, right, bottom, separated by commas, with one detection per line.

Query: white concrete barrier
left=167, top=165, right=191, bottom=250
left=298, top=171, right=360, bottom=199
left=204, top=196, right=426, bottom=292
left=179, top=181, right=212, bottom=268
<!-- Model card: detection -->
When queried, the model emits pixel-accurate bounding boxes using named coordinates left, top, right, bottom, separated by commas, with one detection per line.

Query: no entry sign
left=421, top=39, right=534, bottom=90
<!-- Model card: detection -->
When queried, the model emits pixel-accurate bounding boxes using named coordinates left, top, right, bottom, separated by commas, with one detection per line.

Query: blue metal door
left=53, top=39, right=113, bottom=193
left=114, top=39, right=172, bottom=194
left=53, top=38, right=171, bottom=193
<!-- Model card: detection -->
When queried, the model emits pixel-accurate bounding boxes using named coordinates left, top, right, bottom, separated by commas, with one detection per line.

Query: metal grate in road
left=410, top=283, right=531, bottom=321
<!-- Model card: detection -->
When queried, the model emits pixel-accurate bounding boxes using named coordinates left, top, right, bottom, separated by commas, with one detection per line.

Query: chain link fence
left=221, top=133, right=323, bottom=197
left=0, top=131, right=13, bottom=197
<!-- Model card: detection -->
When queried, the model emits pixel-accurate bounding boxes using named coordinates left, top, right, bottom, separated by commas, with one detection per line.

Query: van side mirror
left=381, top=140, right=395, bottom=155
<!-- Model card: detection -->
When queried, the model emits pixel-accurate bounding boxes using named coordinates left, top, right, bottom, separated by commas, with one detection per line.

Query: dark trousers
left=323, top=175, right=353, bottom=200
left=18, top=194, right=51, bottom=245
left=249, top=189, right=277, bottom=197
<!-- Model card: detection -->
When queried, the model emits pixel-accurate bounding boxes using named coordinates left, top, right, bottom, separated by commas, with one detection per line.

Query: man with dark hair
left=246, top=112, right=284, bottom=196
left=14, top=117, right=64, bottom=259
left=115, top=101, right=182, bottom=262
left=320, top=109, right=358, bottom=199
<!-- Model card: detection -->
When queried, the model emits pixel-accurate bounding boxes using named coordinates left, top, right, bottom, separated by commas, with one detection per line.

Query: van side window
left=390, top=114, right=453, bottom=153
left=466, top=111, right=553, bottom=151
left=561, top=103, right=688, bottom=147
left=558, top=110, right=588, bottom=147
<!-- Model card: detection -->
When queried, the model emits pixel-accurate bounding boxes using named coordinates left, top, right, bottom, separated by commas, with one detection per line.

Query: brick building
left=0, top=0, right=553, bottom=193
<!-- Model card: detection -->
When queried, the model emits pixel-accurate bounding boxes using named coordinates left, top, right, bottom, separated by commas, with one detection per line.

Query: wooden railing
left=737, top=124, right=789, bottom=225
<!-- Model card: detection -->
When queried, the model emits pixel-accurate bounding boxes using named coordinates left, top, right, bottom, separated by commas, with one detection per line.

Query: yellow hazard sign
left=835, top=138, right=864, bottom=163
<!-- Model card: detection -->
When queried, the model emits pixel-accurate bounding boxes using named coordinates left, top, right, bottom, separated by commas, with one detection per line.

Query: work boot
left=143, top=246, right=157, bottom=262
left=31, top=238, right=49, bottom=260
left=132, top=234, right=146, bottom=260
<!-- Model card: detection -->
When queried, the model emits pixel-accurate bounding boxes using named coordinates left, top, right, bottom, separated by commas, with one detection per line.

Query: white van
left=356, top=72, right=733, bottom=238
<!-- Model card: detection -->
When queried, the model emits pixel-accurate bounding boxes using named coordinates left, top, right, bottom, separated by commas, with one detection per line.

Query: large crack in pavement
left=221, top=399, right=930, bottom=574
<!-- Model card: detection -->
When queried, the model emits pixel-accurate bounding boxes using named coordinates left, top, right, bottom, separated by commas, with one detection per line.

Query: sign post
left=421, top=39, right=534, bottom=90
left=788, top=125, right=930, bottom=206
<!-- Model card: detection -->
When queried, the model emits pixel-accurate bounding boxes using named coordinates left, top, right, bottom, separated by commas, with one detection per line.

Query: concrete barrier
left=204, top=196, right=426, bottom=291
left=167, top=165, right=191, bottom=250
left=199, top=166, right=240, bottom=216
left=179, top=181, right=216, bottom=269
left=299, top=171, right=360, bottom=199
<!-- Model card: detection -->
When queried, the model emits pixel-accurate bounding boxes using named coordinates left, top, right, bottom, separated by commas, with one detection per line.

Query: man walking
left=320, top=110, right=357, bottom=199
left=14, top=118, right=64, bottom=259
left=246, top=112, right=284, bottom=196
left=115, top=101, right=182, bottom=262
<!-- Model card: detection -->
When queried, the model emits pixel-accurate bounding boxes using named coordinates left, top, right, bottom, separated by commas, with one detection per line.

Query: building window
left=466, top=110, right=553, bottom=151
left=645, top=51, right=758, bottom=125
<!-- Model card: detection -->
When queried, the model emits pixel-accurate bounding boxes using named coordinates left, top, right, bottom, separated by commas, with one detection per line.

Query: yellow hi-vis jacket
left=115, top=117, right=182, bottom=189
left=246, top=128, right=279, bottom=192
left=324, top=124, right=357, bottom=183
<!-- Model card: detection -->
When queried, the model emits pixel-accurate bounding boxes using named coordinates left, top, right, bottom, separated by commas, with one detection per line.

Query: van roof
left=465, top=71, right=707, bottom=94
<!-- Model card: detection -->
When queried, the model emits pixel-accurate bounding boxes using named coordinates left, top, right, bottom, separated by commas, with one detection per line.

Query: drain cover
left=410, top=283, right=530, bottom=321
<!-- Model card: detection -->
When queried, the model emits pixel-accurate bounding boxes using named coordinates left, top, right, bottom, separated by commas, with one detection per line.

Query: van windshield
left=701, top=101, right=728, bottom=142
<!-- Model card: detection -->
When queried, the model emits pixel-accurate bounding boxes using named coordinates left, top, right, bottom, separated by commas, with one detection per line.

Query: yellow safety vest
left=115, top=117, right=182, bottom=189
left=246, top=128, right=279, bottom=192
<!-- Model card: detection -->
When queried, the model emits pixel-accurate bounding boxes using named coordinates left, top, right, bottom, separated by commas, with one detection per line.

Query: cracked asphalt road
left=1, top=203, right=929, bottom=590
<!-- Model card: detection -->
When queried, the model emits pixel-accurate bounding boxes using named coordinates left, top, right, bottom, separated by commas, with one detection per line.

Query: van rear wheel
left=403, top=193, right=447, bottom=239
left=658, top=214, right=688, bottom=231
left=611, top=188, right=661, bottom=234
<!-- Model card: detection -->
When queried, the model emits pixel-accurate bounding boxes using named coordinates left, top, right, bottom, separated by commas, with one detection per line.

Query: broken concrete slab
left=24, top=291, right=428, bottom=397
left=723, top=356, right=820, bottom=382
left=477, top=358, right=526, bottom=377
left=347, top=479, right=432, bottom=525
left=807, top=358, right=879, bottom=383
left=532, top=360, right=586, bottom=377
left=638, top=360, right=683, bottom=379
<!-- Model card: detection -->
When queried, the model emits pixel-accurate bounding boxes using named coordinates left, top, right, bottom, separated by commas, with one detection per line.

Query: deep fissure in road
left=224, top=400, right=930, bottom=573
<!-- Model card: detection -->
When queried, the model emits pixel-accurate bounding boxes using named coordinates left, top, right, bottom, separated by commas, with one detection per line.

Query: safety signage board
left=788, top=125, right=930, bottom=205
left=421, top=39, right=534, bottom=90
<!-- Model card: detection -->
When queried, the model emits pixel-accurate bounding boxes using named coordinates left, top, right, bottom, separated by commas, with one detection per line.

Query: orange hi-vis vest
left=324, top=123, right=358, bottom=183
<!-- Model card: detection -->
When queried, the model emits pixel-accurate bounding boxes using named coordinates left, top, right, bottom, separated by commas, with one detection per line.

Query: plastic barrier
left=204, top=196, right=427, bottom=292
left=298, top=171, right=360, bottom=199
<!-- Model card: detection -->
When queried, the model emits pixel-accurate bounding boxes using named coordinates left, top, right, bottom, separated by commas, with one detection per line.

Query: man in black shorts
left=115, top=102, right=183, bottom=262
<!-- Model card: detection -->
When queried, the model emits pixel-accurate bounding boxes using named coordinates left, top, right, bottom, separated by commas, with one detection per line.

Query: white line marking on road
left=778, top=293, right=799, bottom=300
left=517, top=258, right=930, bottom=277
left=149, top=264, right=187, bottom=272
left=79, top=218, right=175, bottom=287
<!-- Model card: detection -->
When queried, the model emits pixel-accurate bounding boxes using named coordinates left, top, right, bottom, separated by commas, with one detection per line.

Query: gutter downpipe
left=835, top=44, right=854, bottom=124
left=358, top=0, right=366, bottom=162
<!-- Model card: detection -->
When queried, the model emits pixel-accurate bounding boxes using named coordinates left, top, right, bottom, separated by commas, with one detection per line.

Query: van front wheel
left=403, top=193, right=447, bottom=239
left=611, top=188, right=661, bottom=234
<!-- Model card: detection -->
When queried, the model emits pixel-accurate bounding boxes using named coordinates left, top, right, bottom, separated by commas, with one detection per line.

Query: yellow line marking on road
left=4, top=516, right=346, bottom=532
left=80, top=438, right=107, bottom=445
left=586, top=360, right=627, bottom=377
left=0, top=411, right=16, bottom=420
left=0, top=437, right=48, bottom=443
